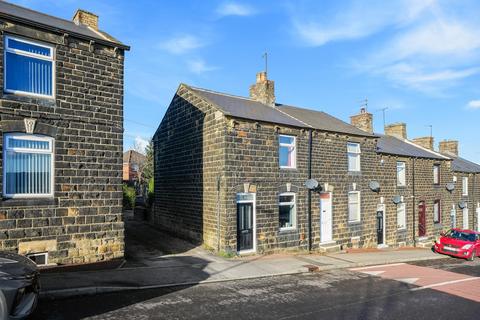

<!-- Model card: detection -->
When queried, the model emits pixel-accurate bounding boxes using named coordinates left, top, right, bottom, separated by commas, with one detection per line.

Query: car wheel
left=468, top=249, right=476, bottom=261
left=0, top=290, right=8, bottom=320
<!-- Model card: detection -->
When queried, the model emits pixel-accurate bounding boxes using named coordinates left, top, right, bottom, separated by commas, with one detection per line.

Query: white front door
left=320, top=193, right=333, bottom=243
left=463, top=207, right=469, bottom=229
left=477, top=206, right=480, bottom=231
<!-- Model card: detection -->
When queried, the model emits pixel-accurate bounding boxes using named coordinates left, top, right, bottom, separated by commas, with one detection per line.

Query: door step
left=416, top=238, right=433, bottom=248
left=318, top=241, right=341, bottom=253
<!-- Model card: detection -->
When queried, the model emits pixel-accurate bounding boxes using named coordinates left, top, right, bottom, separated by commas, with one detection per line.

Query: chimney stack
left=73, top=9, right=99, bottom=30
left=439, top=140, right=458, bottom=156
left=384, top=123, right=407, bottom=139
left=350, top=107, right=373, bottom=134
left=412, top=136, right=434, bottom=151
left=249, top=71, right=275, bottom=107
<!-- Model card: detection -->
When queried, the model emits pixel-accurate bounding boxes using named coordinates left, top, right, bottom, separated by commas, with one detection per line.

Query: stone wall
left=153, top=85, right=226, bottom=250
left=0, top=21, right=125, bottom=265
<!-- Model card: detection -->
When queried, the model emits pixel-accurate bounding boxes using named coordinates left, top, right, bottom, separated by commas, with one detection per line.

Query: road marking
left=363, top=271, right=385, bottom=276
left=350, top=263, right=406, bottom=271
left=410, top=277, right=479, bottom=291
left=397, top=278, right=418, bottom=284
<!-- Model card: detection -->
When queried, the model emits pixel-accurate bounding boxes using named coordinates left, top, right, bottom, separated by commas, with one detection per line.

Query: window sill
left=348, top=220, right=361, bottom=225
left=348, top=171, right=362, bottom=176
left=1, top=197, right=57, bottom=207
left=279, top=167, right=297, bottom=171
left=397, top=227, right=407, bottom=232
left=279, top=227, right=296, bottom=233
left=1, top=92, right=56, bottom=107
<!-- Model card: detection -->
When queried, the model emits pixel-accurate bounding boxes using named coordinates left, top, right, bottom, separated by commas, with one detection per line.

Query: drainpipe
left=307, top=129, right=313, bottom=252
left=412, top=158, right=416, bottom=247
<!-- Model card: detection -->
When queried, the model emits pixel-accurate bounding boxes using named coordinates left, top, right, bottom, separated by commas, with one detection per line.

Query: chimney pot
left=350, top=108, right=373, bottom=134
left=73, top=9, right=99, bottom=30
left=384, top=123, right=407, bottom=139
left=439, top=140, right=459, bottom=157
left=250, top=71, right=275, bottom=107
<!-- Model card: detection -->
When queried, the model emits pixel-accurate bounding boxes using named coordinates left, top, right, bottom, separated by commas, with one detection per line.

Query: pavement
left=39, top=220, right=449, bottom=299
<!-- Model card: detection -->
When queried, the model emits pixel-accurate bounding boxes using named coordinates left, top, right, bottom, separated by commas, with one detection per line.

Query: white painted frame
left=462, top=177, right=468, bottom=196
left=396, top=161, right=406, bottom=187
left=320, top=192, right=333, bottom=243
left=397, top=202, right=406, bottom=230
left=4, top=35, right=56, bottom=99
left=463, top=207, right=469, bottom=230
left=3, top=133, right=55, bottom=198
left=279, top=134, right=296, bottom=169
left=236, top=192, right=256, bottom=254
left=348, top=191, right=361, bottom=222
left=279, top=192, right=296, bottom=231
left=347, top=142, right=361, bottom=172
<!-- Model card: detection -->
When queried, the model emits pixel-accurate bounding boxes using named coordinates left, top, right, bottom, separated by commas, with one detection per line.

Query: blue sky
left=12, top=0, right=480, bottom=162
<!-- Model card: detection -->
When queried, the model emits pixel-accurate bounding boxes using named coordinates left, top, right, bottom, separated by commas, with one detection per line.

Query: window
left=397, top=161, right=406, bottom=187
left=397, top=202, right=406, bottom=229
left=347, top=142, right=361, bottom=172
left=279, top=135, right=296, bottom=169
left=462, top=177, right=468, bottom=196
left=433, top=200, right=441, bottom=223
left=279, top=193, right=296, bottom=230
left=3, top=133, right=54, bottom=198
left=433, top=164, right=440, bottom=185
left=348, top=191, right=361, bottom=222
left=4, top=36, right=54, bottom=98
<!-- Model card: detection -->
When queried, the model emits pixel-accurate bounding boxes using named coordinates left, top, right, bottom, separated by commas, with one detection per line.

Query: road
left=31, top=258, right=480, bottom=320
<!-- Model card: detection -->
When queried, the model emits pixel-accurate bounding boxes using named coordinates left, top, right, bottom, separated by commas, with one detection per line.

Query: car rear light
left=461, top=244, right=473, bottom=250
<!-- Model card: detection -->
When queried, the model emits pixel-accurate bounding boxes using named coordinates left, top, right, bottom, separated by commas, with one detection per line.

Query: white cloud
left=216, top=2, right=256, bottom=17
left=467, top=100, right=480, bottom=110
left=187, top=59, right=217, bottom=74
left=159, top=35, right=205, bottom=55
left=133, top=136, right=149, bottom=154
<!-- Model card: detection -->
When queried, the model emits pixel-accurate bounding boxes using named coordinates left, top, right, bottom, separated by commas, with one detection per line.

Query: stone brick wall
left=451, top=171, right=480, bottom=231
left=153, top=85, right=226, bottom=250
left=0, top=20, right=125, bottom=265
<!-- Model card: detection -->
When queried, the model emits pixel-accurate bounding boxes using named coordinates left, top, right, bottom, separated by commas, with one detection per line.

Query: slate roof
left=449, top=156, right=480, bottom=173
left=188, top=85, right=375, bottom=137
left=376, top=134, right=449, bottom=160
left=123, top=150, right=146, bottom=165
left=0, top=1, right=129, bottom=49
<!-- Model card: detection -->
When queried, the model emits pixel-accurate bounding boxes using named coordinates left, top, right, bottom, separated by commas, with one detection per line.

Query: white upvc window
left=279, top=135, right=296, bottom=169
left=462, top=177, right=468, bottom=196
left=3, top=133, right=54, bottom=198
left=433, top=164, right=440, bottom=185
left=397, top=202, right=406, bottom=229
left=279, top=192, right=296, bottom=230
left=397, top=161, right=406, bottom=187
left=433, top=199, right=441, bottom=224
left=348, top=191, right=361, bottom=222
left=347, top=142, right=361, bottom=172
left=4, top=35, right=55, bottom=98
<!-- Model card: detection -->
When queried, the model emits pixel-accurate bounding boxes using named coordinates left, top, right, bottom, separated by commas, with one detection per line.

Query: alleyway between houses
left=39, top=218, right=447, bottom=299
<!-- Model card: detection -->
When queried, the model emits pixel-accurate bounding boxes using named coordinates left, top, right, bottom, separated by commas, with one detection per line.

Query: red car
left=434, top=228, right=480, bottom=261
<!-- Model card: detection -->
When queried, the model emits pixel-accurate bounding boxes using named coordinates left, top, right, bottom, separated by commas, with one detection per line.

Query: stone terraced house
left=154, top=72, right=480, bottom=255
left=0, top=1, right=129, bottom=265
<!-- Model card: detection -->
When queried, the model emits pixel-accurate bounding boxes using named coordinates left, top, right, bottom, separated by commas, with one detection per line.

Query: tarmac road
left=31, top=257, right=480, bottom=320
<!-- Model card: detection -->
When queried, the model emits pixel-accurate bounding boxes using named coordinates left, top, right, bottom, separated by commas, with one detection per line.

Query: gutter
left=0, top=14, right=130, bottom=50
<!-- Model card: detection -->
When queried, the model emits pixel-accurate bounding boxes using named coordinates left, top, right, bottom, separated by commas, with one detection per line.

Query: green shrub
left=123, top=184, right=136, bottom=209
left=147, top=177, right=154, bottom=208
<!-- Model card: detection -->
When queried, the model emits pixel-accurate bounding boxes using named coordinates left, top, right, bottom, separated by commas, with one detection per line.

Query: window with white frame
left=462, top=177, right=468, bottom=196
left=347, top=142, right=361, bottom=172
left=4, top=35, right=54, bottom=98
left=433, top=199, right=441, bottom=223
left=348, top=191, right=361, bottom=222
left=433, top=164, right=440, bottom=185
left=397, top=202, right=406, bottom=229
left=3, top=133, right=54, bottom=198
left=279, top=193, right=296, bottom=229
left=279, top=135, right=296, bottom=169
left=397, top=161, right=406, bottom=187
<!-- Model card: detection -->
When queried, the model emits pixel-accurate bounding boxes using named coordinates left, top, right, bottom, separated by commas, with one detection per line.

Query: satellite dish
left=369, top=181, right=380, bottom=192
left=305, top=179, right=319, bottom=190
left=393, top=195, right=402, bottom=204
left=458, top=201, right=467, bottom=209
left=446, top=183, right=455, bottom=192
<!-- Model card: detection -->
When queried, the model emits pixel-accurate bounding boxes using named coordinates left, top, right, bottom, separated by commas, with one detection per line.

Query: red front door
left=418, top=201, right=426, bottom=237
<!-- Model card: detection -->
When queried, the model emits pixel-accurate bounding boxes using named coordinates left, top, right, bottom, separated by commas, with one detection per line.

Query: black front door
left=237, top=203, right=253, bottom=251
left=377, top=211, right=384, bottom=245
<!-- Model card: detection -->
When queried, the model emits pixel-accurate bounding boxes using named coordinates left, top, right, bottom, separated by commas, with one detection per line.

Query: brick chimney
left=350, top=108, right=373, bottom=134
left=384, top=123, right=407, bottom=139
left=412, top=136, right=434, bottom=151
left=249, top=71, right=275, bottom=107
left=73, top=9, right=98, bottom=30
left=439, top=140, right=458, bottom=156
